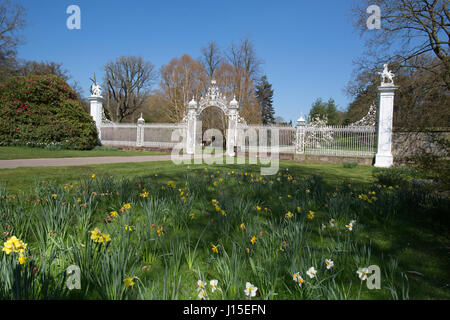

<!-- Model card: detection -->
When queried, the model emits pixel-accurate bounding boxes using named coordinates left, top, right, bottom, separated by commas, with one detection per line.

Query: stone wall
left=392, top=128, right=450, bottom=162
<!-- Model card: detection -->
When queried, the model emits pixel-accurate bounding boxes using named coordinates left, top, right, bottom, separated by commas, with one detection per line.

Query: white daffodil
left=306, top=267, right=317, bottom=279
left=325, top=259, right=334, bottom=270
left=198, top=289, right=208, bottom=300
left=297, top=276, right=305, bottom=287
left=329, top=218, right=336, bottom=227
left=292, top=272, right=300, bottom=282
left=346, top=222, right=354, bottom=231
left=244, top=282, right=258, bottom=297
left=197, top=280, right=207, bottom=291
left=357, top=267, right=369, bottom=281
left=210, top=280, right=218, bottom=293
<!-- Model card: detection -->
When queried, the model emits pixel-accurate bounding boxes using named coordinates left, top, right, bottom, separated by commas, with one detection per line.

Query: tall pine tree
left=255, top=75, right=275, bottom=125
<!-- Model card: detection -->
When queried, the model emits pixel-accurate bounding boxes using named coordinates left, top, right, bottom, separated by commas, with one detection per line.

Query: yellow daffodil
left=18, top=254, right=28, bottom=265
left=123, top=277, right=135, bottom=287
left=251, top=236, right=257, bottom=245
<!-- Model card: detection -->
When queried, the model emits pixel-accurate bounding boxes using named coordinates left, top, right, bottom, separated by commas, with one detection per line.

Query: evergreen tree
left=308, top=98, right=343, bottom=125
left=255, top=75, right=275, bottom=125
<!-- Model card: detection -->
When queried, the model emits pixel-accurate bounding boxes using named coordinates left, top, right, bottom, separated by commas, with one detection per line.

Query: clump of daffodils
left=292, top=272, right=305, bottom=287
left=2, top=236, right=27, bottom=255
left=2, top=236, right=28, bottom=265
left=196, top=279, right=221, bottom=300
left=90, top=228, right=111, bottom=244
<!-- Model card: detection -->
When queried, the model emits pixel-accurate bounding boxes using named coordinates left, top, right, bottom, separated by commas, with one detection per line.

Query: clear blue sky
left=15, top=0, right=369, bottom=123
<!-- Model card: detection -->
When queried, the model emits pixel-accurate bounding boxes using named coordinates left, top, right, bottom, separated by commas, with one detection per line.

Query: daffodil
left=211, top=244, right=218, bottom=253
left=123, top=277, right=135, bottom=287
left=210, top=280, right=218, bottom=293
left=329, top=218, right=336, bottom=227
left=285, top=211, right=293, bottom=219
left=307, top=211, right=315, bottom=220
left=307, top=267, right=317, bottom=279
left=91, top=174, right=96, bottom=179
left=357, top=267, right=369, bottom=281
left=123, top=203, right=131, bottom=210
left=325, top=259, right=334, bottom=270
left=18, top=254, right=28, bottom=265
left=251, top=236, right=257, bottom=245
left=197, top=280, right=207, bottom=291
left=110, top=211, right=118, bottom=218
left=198, top=289, right=208, bottom=300
left=244, top=282, right=258, bottom=297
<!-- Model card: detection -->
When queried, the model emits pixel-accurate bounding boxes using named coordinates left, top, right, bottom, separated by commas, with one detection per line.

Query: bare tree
left=104, top=56, right=156, bottom=122
left=159, top=54, right=206, bottom=123
left=0, top=0, right=25, bottom=81
left=351, top=0, right=449, bottom=89
left=224, top=36, right=263, bottom=124
left=200, top=41, right=222, bottom=81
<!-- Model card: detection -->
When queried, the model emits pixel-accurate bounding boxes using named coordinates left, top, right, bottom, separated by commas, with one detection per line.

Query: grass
left=0, top=146, right=168, bottom=160
left=0, top=160, right=448, bottom=300
left=0, top=161, right=375, bottom=195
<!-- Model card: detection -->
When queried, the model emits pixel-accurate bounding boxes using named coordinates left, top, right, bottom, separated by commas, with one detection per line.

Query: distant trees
left=104, top=56, right=157, bottom=123
left=346, top=0, right=449, bottom=129
left=308, top=98, right=344, bottom=125
left=0, top=0, right=26, bottom=81
left=351, top=0, right=449, bottom=90
left=344, top=58, right=450, bottom=129
left=255, top=75, right=275, bottom=125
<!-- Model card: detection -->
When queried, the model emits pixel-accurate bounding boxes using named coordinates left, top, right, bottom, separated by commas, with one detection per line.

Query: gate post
left=186, top=98, right=198, bottom=154
left=296, top=115, right=306, bottom=154
left=227, top=97, right=239, bottom=157
left=136, top=113, right=145, bottom=147
left=375, top=65, right=398, bottom=168
left=88, top=94, right=104, bottom=143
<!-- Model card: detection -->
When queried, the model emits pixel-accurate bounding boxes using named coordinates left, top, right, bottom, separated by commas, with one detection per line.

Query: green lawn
left=0, top=160, right=448, bottom=300
left=0, top=161, right=375, bottom=195
left=0, top=146, right=168, bottom=160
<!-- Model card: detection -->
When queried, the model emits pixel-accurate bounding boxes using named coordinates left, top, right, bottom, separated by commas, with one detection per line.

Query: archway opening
left=198, top=106, right=228, bottom=149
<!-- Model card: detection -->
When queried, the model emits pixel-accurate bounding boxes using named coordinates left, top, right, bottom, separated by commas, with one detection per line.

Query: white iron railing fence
left=99, top=121, right=376, bottom=158
left=302, top=125, right=377, bottom=157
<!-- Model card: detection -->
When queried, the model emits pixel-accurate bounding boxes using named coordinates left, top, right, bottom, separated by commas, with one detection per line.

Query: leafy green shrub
left=342, top=162, right=358, bottom=168
left=372, top=166, right=420, bottom=186
left=0, top=75, right=98, bottom=150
